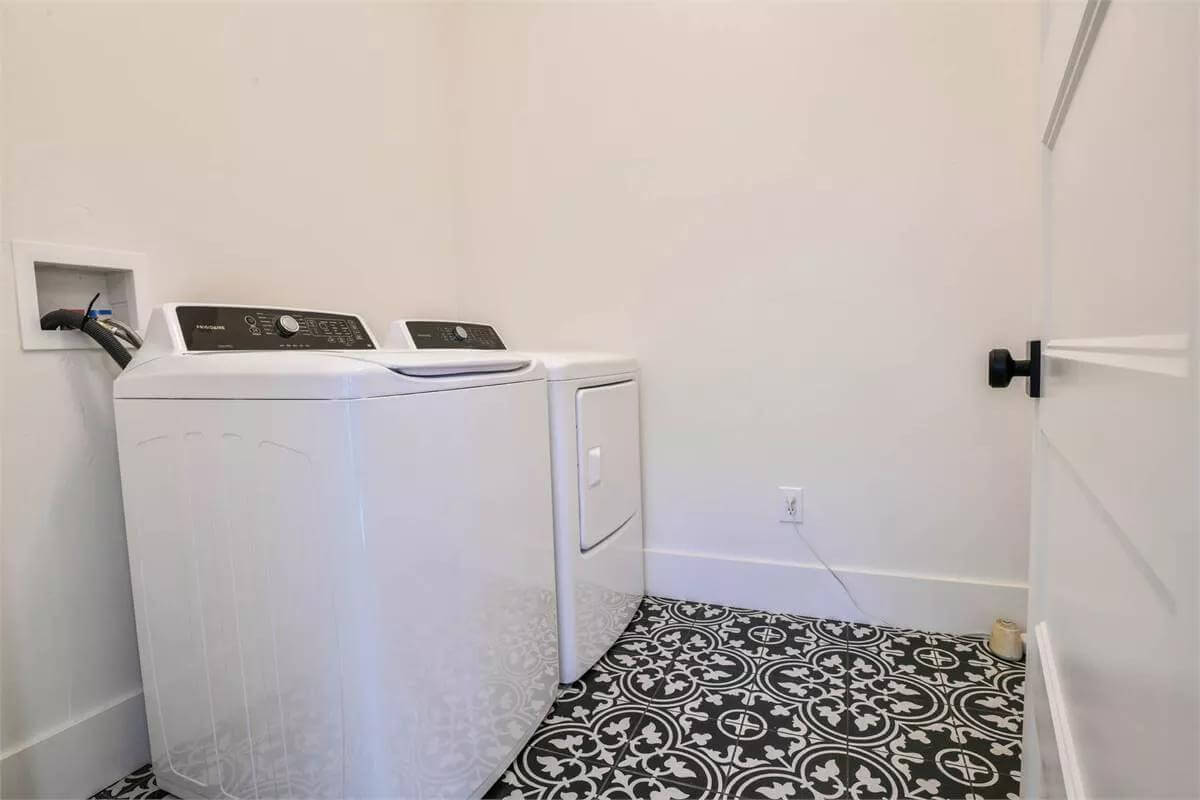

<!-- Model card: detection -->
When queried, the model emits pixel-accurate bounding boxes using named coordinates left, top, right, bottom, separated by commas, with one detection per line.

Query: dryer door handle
left=586, top=446, right=603, bottom=488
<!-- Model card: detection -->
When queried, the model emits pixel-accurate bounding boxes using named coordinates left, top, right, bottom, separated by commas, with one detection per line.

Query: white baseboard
left=0, top=690, right=150, bottom=800
left=645, top=548, right=1028, bottom=634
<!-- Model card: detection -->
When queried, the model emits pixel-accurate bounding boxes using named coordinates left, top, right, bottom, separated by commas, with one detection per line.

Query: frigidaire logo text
left=195, top=324, right=226, bottom=331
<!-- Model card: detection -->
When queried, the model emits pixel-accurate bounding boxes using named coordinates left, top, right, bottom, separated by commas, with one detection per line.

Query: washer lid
left=114, top=350, right=544, bottom=400
left=539, top=352, right=637, bottom=382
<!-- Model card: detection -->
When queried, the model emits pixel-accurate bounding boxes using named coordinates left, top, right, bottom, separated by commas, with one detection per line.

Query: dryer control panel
left=403, top=321, right=506, bottom=350
left=176, top=305, right=375, bottom=351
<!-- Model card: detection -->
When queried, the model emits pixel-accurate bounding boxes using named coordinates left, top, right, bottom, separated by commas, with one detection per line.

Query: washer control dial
left=453, top=325, right=470, bottom=342
left=276, top=314, right=301, bottom=337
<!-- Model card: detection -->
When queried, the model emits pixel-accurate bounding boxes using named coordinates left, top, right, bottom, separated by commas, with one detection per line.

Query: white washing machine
left=113, top=304, right=559, bottom=800
left=387, top=321, right=645, bottom=684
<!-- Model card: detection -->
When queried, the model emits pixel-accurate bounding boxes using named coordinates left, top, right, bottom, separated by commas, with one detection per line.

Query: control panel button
left=276, top=315, right=301, bottom=337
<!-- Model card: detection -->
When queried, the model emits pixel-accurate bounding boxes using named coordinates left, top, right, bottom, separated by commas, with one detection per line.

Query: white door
left=1022, top=2, right=1199, bottom=798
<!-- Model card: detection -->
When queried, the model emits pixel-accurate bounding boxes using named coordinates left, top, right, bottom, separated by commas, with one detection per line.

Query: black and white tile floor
left=91, top=763, right=170, bottom=800
left=487, top=597, right=1023, bottom=800
left=93, top=596, right=1023, bottom=800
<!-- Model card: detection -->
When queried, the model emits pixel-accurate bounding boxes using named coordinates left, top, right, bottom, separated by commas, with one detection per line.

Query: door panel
left=1028, top=1, right=1200, bottom=797
left=1038, top=359, right=1191, bottom=593
left=1048, top=4, right=1196, bottom=339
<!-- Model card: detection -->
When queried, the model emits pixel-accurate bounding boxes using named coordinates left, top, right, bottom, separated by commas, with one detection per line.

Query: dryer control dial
left=404, top=321, right=506, bottom=350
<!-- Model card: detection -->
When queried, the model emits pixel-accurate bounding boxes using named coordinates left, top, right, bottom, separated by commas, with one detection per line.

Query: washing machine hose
left=40, top=308, right=132, bottom=369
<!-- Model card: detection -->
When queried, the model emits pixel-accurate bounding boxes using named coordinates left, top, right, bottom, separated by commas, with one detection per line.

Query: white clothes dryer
left=388, top=321, right=645, bottom=684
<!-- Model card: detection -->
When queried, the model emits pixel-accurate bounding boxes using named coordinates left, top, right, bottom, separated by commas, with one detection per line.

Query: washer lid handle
left=390, top=359, right=532, bottom=378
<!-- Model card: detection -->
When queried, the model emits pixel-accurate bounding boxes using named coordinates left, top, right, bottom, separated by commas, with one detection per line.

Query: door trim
left=1034, top=622, right=1087, bottom=799
left=1043, top=0, right=1111, bottom=148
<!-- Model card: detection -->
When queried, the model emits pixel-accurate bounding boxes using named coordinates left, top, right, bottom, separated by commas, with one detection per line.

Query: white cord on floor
left=787, top=518, right=896, bottom=629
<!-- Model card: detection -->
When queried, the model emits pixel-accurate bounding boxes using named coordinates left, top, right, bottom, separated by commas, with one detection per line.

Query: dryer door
left=576, top=380, right=641, bottom=550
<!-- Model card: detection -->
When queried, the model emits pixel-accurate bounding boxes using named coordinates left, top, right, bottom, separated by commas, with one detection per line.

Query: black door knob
left=988, top=349, right=1022, bottom=388
left=988, top=341, right=1041, bottom=398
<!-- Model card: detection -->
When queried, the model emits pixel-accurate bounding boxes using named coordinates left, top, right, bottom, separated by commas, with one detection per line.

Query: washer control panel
left=176, top=305, right=375, bottom=351
left=404, top=320, right=506, bottom=350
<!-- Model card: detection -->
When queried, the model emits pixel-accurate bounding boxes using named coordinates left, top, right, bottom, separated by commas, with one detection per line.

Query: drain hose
left=40, top=309, right=132, bottom=369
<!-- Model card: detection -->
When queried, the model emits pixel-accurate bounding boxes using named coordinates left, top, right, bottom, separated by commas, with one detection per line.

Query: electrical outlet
left=778, top=486, right=804, bottom=523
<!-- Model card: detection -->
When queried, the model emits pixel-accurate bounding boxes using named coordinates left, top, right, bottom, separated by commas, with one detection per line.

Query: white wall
left=455, top=2, right=1039, bottom=631
left=0, top=3, right=1043, bottom=796
left=0, top=4, right=460, bottom=797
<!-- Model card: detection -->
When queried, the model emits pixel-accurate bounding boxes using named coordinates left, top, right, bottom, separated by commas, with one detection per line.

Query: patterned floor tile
left=714, top=609, right=848, bottom=664
left=598, top=630, right=681, bottom=703
left=484, top=747, right=612, bottom=799
left=846, top=665, right=964, bottom=751
left=804, top=615, right=857, bottom=644
left=724, top=693, right=844, bottom=775
left=946, top=687, right=1024, bottom=743
left=90, top=765, right=171, bottom=800
left=846, top=628, right=967, bottom=695
left=753, top=655, right=847, bottom=743
left=621, top=611, right=693, bottom=654
left=845, top=742, right=977, bottom=800
left=934, top=638, right=1025, bottom=696
left=966, top=764, right=1021, bottom=800
left=756, top=641, right=848, bottom=691
left=610, top=622, right=688, bottom=662
left=844, top=621, right=895, bottom=648
left=944, top=660, right=1024, bottom=713
left=722, top=745, right=849, bottom=800
left=673, top=624, right=730, bottom=661
left=665, top=599, right=744, bottom=630
left=662, top=688, right=747, bottom=767
left=702, top=607, right=792, bottom=660
left=525, top=700, right=647, bottom=766
left=522, top=658, right=653, bottom=765
left=956, top=726, right=1022, bottom=798
left=617, top=704, right=738, bottom=793
left=627, top=596, right=677, bottom=632
left=660, top=643, right=758, bottom=696
left=601, top=767, right=726, bottom=799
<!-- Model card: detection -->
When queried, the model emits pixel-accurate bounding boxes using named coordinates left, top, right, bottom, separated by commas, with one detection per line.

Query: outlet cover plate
left=778, top=486, right=804, bottom=523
